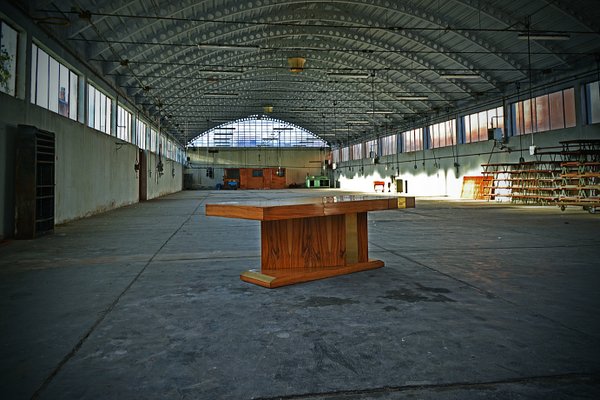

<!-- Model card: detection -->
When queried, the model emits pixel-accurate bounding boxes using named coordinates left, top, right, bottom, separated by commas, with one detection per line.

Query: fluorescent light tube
left=396, top=95, right=429, bottom=100
left=204, top=93, right=239, bottom=98
left=200, top=70, right=244, bottom=75
left=440, top=73, right=480, bottom=79
left=198, top=44, right=259, bottom=51
left=517, top=33, right=570, bottom=40
left=328, top=73, right=371, bottom=79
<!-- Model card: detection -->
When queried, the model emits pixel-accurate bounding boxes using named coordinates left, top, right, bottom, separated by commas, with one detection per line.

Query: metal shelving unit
left=15, top=125, right=55, bottom=238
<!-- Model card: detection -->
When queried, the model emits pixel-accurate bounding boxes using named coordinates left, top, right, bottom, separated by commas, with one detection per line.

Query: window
left=87, top=83, right=112, bottom=134
left=351, top=143, right=363, bottom=160
left=563, top=88, right=576, bottom=128
left=31, top=43, right=78, bottom=120
left=340, top=146, right=350, bottom=162
left=586, top=81, right=600, bottom=124
left=135, top=118, right=147, bottom=149
left=332, top=148, right=341, bottom=164
left=252, top=169, right=263, bottom=177
left=365, top=139, right=378, bottom=158
left=0, top=20, right=18, bottom=96
left=380, top=134, right=397, bottom=156
left=226, top=169, right=240, bottom=179
left=149, top=128, right=157, bottom=152
left=428, top=119, right=456, bottom=148
left=512, top=88, right=575, bottom=135
left=402, top=128, right=423, bottom=152
left=159, top=134, right=166, bottom=157
left=463, top=107, right=503, bottom=143
left=117, top=105, right=132, bottom=142
left=188, top=115, right=327, bottom=148
left=168, top=140, right=175, bottom=160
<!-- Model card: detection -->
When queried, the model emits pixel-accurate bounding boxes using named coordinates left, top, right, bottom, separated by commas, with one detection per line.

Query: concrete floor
left=1, top=189, right=599, bottom=400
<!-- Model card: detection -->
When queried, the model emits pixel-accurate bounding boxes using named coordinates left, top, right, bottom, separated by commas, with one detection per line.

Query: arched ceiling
left=18, top=0, right=600, bottom=146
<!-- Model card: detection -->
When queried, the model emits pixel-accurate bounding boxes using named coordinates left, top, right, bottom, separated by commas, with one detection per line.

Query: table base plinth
left=240, top=259, right=384, bottom=288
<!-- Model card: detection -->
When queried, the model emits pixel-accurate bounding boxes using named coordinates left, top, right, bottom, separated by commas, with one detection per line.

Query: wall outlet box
left=529, top=145, right=537, bottom=155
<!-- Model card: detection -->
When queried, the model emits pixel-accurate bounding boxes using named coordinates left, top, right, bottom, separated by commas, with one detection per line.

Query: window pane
left=36, top=49, right=49, bottom=108
left=563, top=88, right=576, bottom=128
left=523, top=99, right=534, bottom=134
left=136, top=119, right=146, bottom=148
left=58, top=64, right=69, bottom=117
left=94, top=90, right=101, bottom=129
left=48, top=57, right=59, bottom=113
left=513, top=102, right=523, bottom=135
left=587, top=81, right=600, bottom=124
left=403, top=130, right=413, bottom=152
left=477, top=111, right=487, bottom=141
left=0, top=21, right=18, bottom=96
left=446, top=120, right=455, bottom=145
left=495, top=106, right=504, bottom=131
left=151, top=129, right=157, bottom=152
left=30, top=44, right=37, bottom=102
left=535, top=94, right=550, bottom=132
left=99, top=93, right=106, bottom=132
left=88, top=85, right=95, bottom=128
left=470, top=114, right=479, bottom=142
left=69, top=72, right=78, bottom=121
left=106, top=97, right=112, bottom=134
left=549, top=91, right=565, bottom=129
left=117, top=106, right=125, bottom=140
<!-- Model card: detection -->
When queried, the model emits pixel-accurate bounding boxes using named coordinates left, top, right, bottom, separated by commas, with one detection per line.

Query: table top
left=205, top=195, right=415, bottom=221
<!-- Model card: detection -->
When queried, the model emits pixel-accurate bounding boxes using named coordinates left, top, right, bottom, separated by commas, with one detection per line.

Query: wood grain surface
left=261, top=214, right=346, bottom=270
left=206, top=195, right=414, bottom=221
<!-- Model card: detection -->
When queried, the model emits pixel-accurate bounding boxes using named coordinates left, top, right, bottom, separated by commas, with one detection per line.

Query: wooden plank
left=241, top=259, right=385, bottom=288
left=262, top=203, right=325, bottom=220
left=323, top=198, right=392, bottom=215
left=206, top=195, right=412, bottom=221
left=345, top=213, right=358, bottom=264
left=205, top=203, right=264, bottom=220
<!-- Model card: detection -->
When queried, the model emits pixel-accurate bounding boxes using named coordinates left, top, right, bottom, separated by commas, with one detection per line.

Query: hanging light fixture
left=288, top=57, right=306, bottom=73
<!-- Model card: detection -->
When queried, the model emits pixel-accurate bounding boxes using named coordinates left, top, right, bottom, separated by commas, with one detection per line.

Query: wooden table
left=205, top=195, right=415, bottom=288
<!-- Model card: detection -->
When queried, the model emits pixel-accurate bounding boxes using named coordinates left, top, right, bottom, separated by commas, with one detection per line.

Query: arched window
left=188, top=115, right=328, bottom=148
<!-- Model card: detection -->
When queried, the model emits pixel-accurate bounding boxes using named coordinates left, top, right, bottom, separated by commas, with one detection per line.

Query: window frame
left=30, top=43, right=79, bottom=121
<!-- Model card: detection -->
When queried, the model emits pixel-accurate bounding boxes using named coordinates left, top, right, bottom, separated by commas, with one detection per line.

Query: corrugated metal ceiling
left=18, top=0, right=600, bottom=146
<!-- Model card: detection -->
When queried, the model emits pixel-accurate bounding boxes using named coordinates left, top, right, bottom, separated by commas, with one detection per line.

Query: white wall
left=335, top=125, right=600, bottom=197
left=185, top=147, right=327, bottom=189
left=0, top=93, right=183, bottom=239
left=146, top=151, right=184, bottom=199
left=54, top=119, right=139, bottom=222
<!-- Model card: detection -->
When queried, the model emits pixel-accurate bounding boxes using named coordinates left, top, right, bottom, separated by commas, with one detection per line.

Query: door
left=139, top=149, right=147, bottom=201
